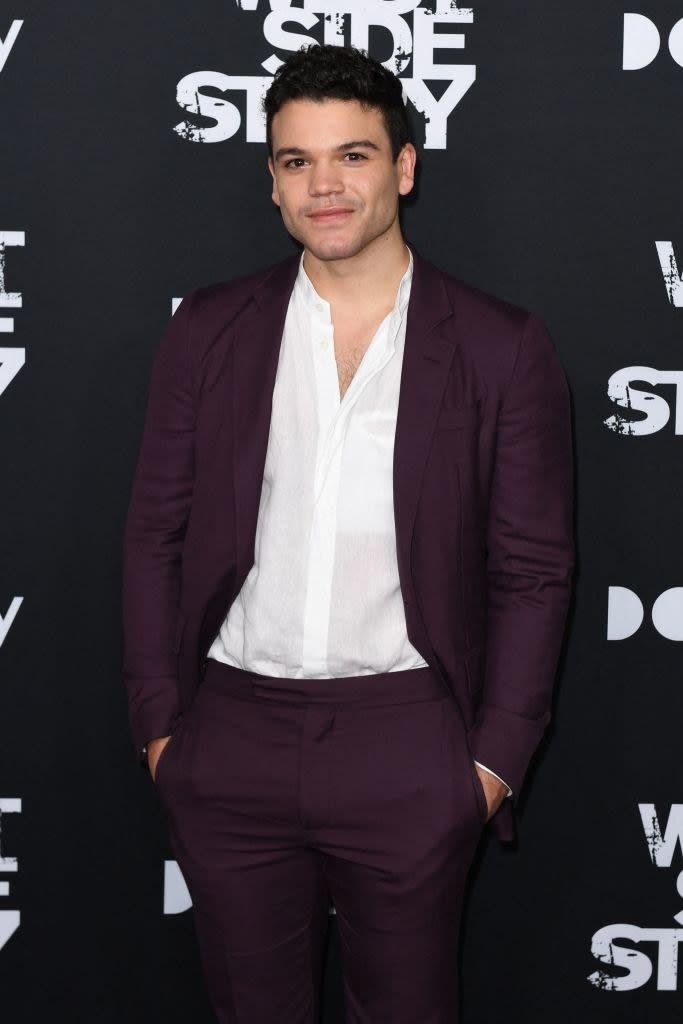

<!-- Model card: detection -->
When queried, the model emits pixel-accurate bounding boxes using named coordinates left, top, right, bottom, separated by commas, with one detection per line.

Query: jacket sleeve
left=470, top=312, right=574, bottom=798
left=121, top=291, right=197, bottom=758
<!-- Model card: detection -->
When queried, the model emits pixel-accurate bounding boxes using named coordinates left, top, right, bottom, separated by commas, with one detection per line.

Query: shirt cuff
left=474, top=760, right=513, bottom=798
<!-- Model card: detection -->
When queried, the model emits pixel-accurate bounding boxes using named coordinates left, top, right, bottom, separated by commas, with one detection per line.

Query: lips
left=308, top=207, right=354, bottom=221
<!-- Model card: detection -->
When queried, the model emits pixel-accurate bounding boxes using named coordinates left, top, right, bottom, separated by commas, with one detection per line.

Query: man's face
left=268, top=98, right=416, bottom=262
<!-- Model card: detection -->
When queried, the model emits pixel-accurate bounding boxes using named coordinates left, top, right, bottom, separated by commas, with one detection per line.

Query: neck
left=302, top=229, right=410, bottom=311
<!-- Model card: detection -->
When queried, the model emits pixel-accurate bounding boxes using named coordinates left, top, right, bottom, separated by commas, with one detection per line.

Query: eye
left=284, top=158, right=307, bottom=169
left=344, top=152, right=367, bottom=162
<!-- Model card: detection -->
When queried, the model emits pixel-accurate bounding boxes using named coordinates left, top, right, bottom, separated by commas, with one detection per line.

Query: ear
left=397, top=143, right=417, bottom=197
left=268, top=157, right=281, bottom=207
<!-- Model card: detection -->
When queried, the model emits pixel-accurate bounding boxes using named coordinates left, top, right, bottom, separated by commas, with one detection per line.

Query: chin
left=308, top=244, right=358, bottom=262
left=299, top=234, right=368, bottom=263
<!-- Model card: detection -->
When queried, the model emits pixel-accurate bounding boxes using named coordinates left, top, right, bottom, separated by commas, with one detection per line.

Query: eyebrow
left=273, top=139, right=381, bottom=162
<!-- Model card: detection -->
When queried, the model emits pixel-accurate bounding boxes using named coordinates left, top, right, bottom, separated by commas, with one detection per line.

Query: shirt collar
left=294, top=246, right=413, bottom=323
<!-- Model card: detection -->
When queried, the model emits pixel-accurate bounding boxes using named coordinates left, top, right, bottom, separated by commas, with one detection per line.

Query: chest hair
left=335, top=342, right=368, bottom=400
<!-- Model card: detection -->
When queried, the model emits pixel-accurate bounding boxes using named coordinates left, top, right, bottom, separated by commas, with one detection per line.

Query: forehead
left=270, top=98, right=390, bottom=151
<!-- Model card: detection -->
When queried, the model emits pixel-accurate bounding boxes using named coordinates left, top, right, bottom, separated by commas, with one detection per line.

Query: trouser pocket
left=440, top=698, right=488, bottom=829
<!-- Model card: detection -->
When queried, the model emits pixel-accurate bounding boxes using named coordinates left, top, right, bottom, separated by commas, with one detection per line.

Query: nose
left=307, top=160, right=344, bottom=198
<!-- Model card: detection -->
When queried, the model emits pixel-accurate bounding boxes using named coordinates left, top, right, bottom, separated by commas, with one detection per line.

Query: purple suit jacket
left=122, top=245, right=574, bottom=841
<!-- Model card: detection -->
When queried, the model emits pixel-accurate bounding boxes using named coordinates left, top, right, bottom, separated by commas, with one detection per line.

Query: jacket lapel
left=393, top=248, right=458, bottom=606
left=232, top=252, right=300, bottom=588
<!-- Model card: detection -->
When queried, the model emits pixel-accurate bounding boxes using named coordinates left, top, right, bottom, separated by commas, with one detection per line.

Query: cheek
left=272, top=188, right=292, bottom=217
left=277, top=182, right=304, bottom=215
left=364, top=175, right=396, bottom=211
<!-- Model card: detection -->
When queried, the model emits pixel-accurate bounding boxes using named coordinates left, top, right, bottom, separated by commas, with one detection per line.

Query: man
left=122, top=44, right=573, bottom=1023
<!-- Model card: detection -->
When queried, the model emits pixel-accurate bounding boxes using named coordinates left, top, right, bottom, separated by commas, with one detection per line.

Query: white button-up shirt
left=207, top=248, right=424, bottom=676
left=207, top=248, right=510, bottom=794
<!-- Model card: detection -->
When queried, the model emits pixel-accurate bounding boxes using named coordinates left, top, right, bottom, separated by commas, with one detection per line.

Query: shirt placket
left=301, top=304, right=338, bottom=675
left=300, top=301, right=397, bottom=676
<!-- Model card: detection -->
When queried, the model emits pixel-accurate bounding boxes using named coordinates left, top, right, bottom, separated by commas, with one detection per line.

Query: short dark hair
left=263, top=44, right=412, bottom=162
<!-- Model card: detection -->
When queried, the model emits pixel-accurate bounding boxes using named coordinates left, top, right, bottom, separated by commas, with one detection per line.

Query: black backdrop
left=3, top=2, right=683, bottom=1020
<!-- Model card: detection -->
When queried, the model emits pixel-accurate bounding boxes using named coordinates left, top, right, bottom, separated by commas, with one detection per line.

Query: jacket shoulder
left=413, top=255, right=556, bottom=402
left=184, top=254, right=298, bottom=333
left=437, top=264, right=532, bottom=336
left=428, top=261, right=545, bottom=383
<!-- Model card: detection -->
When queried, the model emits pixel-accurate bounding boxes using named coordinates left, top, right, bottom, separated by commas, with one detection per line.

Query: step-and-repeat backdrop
left=2, top=3, right=683, bottom=1021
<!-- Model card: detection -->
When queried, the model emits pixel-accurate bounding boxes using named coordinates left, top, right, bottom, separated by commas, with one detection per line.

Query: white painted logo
left=175, top=1, right=476, bottom=150
left=0, top=231, right=26, bottom=398
left=605, top=367, right=683, bottom=437
left=623, top=13, right=683, bottom=69
left=163, top=860, right=192, bottom=915
left=589, top=805, right=683, bottom=991
left=656, top=242, right=683, bottom=307
left=0, top=20, right=22, bottom=75
left=0, top=598, right=23, bottom=649
left=605, top=245, right=683, bottom=434
left=607, top=587, right=683, bottom=642
left=0, top=799, right=21, bottom=951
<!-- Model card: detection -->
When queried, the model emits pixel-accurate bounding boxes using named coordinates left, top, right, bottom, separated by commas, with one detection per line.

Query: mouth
left=307, top=207, right=354, bottom=223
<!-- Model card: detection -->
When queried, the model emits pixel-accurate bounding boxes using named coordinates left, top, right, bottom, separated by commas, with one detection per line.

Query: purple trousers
left=155, top=659, right=487, bottom=1023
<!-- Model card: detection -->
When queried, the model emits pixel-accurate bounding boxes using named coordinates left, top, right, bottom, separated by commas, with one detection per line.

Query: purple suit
left=122, top=245, right=573, bottom=1021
